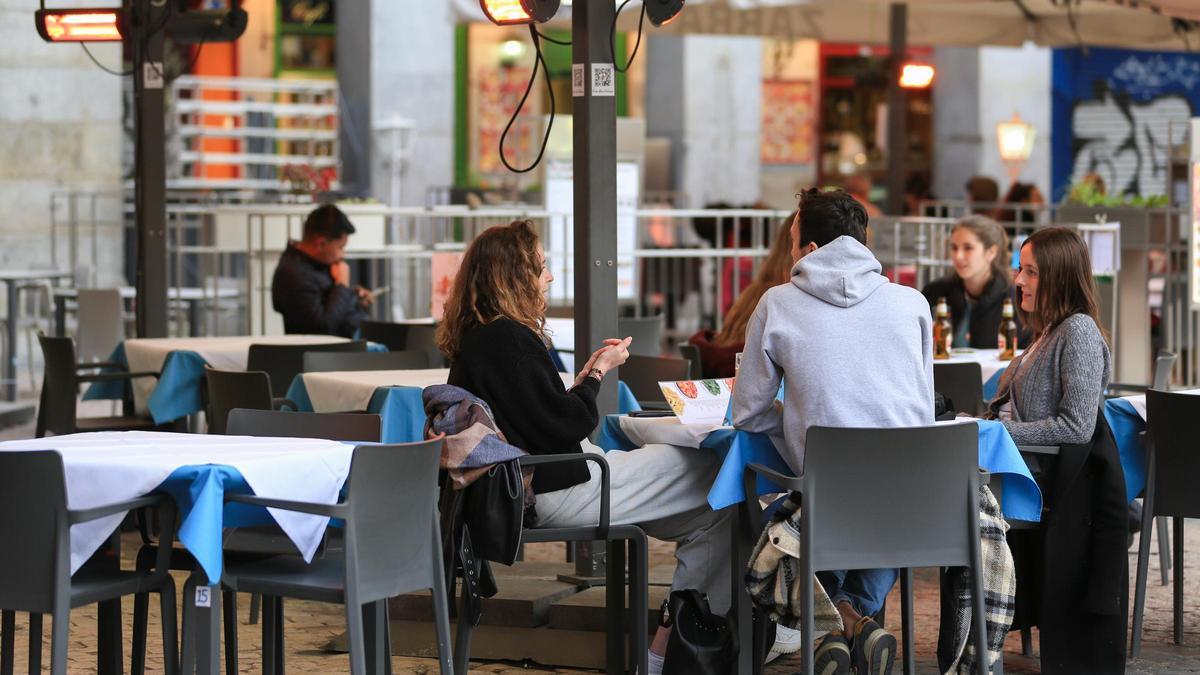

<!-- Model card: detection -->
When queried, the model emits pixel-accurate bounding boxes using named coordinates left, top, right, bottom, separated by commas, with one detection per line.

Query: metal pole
left=134, top=0, right=169, bottom=338
left=885, top=3, right=908, bottom=216
left=571, top=0, right=618, bottom=581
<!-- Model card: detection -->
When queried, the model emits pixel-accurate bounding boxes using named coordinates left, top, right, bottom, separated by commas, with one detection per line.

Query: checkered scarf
left=745, top=485, right=1015, bottom=674
left=422, top=384, right=528, bottom=489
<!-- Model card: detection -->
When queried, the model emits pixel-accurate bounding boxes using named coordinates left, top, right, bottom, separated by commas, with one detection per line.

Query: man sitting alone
left=271, top=203, right=372, bottom=338
left=732, top=188, right=935, bottom=674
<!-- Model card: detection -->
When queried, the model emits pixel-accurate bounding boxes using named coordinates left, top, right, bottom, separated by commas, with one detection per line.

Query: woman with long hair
left=922, top=215, right=1027, bottom=350
left=689, top=215, right=794, bottom=378
left=439, top=220, right=731, bottom=671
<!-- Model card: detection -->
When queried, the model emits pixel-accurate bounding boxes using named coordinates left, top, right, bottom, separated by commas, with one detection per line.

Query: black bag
left=663, top=589, right=738, bottom=674
left=460, top=458, right=530, bottom=565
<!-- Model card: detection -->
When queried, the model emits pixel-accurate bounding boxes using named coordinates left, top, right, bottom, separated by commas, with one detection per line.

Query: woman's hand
left=592, top=336, right=632, bottom=374
left=572, top=337, right=632, bottom=387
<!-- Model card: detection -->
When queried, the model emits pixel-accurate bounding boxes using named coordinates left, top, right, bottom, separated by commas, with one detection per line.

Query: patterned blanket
left=422, top=384, right=527, bottom=489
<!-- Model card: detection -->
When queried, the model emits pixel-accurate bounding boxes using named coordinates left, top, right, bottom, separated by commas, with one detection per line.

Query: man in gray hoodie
left=732, top=188, right=934, bottom=674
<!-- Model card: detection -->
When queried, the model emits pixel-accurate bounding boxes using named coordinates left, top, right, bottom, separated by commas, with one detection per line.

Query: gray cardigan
left=985, top=313, right=1111, bottom=445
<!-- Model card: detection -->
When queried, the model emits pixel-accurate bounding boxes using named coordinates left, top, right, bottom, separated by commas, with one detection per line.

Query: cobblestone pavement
left=6, top=410, right=1200, bottom=673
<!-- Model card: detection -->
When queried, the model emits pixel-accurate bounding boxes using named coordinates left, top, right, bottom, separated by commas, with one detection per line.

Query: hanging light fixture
left=899, top=63, right=935, bottom=89
left=36, top=7, right=124, bottom=42
left=645, top=0, right=685, bottom=27
left=996, top=112, right=1037, bottom=182
left=480, top=0, right=561, bottom=26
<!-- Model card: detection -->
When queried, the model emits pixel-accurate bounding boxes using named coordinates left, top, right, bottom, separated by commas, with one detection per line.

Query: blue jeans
left=817, top=568, right=898, bottom=618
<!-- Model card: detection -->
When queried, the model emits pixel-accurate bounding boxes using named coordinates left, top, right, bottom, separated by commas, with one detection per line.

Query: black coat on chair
left=1010, top=408, right=1128, bottom=674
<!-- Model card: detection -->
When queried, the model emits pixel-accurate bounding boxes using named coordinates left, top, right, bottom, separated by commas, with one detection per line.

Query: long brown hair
left=436, top=219, right=547, bottom=360
left=713, top=213, right=795, bottom=347
left=1017, top=227, right=1104, bottom=339
left=953, top=214, right=1010, bottom=284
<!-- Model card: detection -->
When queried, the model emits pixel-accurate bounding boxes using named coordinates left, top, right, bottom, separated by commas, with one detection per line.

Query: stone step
left=548, top=584, right=669, bottom=633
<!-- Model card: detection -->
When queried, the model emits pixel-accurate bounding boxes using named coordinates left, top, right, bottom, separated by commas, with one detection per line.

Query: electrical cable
left=497, top=25, right=555, bottom=174
left=611, top=0, right=646, bottom=73
left=80, top=43, right=135, bottom=76
left=534, top=28, right=570, bottom=46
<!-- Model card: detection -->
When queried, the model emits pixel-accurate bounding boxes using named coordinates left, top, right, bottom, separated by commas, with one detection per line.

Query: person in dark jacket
left=271, top=204, right=371, bottom=337
left=922, top=215, right=1029, bottom=350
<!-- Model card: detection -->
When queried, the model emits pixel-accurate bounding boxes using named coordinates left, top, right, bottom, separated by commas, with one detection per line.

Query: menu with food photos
left=659, top=378, right=735, bottom=426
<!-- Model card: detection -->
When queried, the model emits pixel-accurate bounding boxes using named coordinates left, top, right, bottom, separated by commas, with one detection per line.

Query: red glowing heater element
left=36, top=8, right=123, bottom=42
left=899, top=63, right=935, bottom=89
left=479, top=0, right=560, bottom=25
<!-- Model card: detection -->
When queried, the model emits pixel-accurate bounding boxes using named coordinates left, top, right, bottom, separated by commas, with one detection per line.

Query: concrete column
left=932, top=47, right=982, bottom=203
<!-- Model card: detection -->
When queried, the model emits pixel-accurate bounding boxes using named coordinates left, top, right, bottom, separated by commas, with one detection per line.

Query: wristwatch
left=587, top=367, right=605, bottom=380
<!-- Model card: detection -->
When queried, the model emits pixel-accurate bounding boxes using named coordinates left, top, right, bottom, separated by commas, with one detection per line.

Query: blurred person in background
left=994, top=182, right=1046, bottom=225
left=966, top=175, right=1000, bottom=214
left=844, top=173, right=883, bottom=218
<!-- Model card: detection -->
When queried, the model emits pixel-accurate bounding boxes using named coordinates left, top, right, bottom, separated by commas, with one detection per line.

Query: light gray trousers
left=533, top=440, right=733, bottom=614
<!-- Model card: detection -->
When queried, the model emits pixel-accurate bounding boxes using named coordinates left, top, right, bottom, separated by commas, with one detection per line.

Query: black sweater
left=271, top=243, right=367, bottom=338
left=447, top=318, right=600, bottom=494
left=921, top=272, right=1030, bottom=350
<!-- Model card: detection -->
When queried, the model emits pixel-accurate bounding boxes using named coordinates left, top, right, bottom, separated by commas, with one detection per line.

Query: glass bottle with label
left=933, top=297, right=952, bottom=360
left=998, top=298, right=1018, bottom=361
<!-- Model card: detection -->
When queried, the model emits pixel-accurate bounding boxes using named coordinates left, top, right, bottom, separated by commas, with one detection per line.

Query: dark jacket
left=271, top=243, right=366, bottom=338
left=447, top=318, right=600, bottom=494
left=1008, top=408, right=1128, bottom=674
left=922, top=272, right=1029, bottom=350
left=686, top=329, right=740, bottom=379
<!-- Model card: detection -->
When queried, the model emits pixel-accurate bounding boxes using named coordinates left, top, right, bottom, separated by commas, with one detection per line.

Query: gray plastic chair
left=217, top=440, right=452, bottom=675
left=617, top=316, right=664, bottom=357
left=204, top=367, right=278, bottom=435
left=1131, top=388, right=1200, bottom=657
left=934, top=361, right=985, bottom=416
left=618, top=355, right=691, bottom=409
left=743, top=424, right=992, bottom=675
left=0, top=450, right=178, bottom=675
left=678, top=343, right=703, bottom=379
left=303, top=349, right=431, bottom=373
left=359, top=320, right=410, bottom=352
left=246, top=340, right=367, bottom=399
left=225, top=408, right=382, bottom=442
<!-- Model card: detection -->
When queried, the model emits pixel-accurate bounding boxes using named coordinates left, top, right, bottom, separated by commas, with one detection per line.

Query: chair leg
left=160, top=578, right=179, bottom=675
left=969, top=558, right=990, bottom=673
left=132, top=594, right=149, bottom=675
left=248, top=593, right=260, bottom=625
left=49, top=603, right=69, bottom=675
left=800, top=557, right=814, bottom=675
left=1020, top=628, right=1033, bottom=656
left=1158, top=516, right=1172, bottom=586
left=345, top=601, right=368, bottom=675
left=452, top=577, right=473, bottom=675
left=363, top=602, right=386, bottom=675
left=2, top=609, right=14, bottom=675
left=1131, top=490, right=1156, bottom=658
left=274, top=598, right=285, bottom=674
left=900, top=569, right=914, bottom=675
left=28, top=613, right=42, bottom=675
left=1175, top=517, right=1185, bottom=645
left=429, top=516, right=453, bottom=675
left=180, top=575, right=196, bottom=675
left=605, top=539, right=626, bottom=675
left=629, top=533, right=649, bottom=675
left=221, top=591, right=238, bottom=675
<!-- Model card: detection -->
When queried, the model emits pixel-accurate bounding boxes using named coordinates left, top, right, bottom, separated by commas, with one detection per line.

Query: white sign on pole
left=1190, top=119, right=1200, bottom=309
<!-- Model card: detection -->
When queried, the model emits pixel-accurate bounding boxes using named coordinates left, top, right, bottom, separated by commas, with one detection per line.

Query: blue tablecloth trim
left=616, top=381, right=640, bottom=414
left=1103, top=397, right=1146, bottom=503
left=368, top=386, right=427, bottom=443
left=983, top=368, right=1005, bottom=401
left=81, top=342, right=129, bottom=401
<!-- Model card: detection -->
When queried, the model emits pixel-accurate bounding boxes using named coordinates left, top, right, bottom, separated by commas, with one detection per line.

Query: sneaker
left=851, top=617, right=897, bottom=675
left=765, top=624, right=804, bottom=663
left=812, top=630, right=852, bottom=675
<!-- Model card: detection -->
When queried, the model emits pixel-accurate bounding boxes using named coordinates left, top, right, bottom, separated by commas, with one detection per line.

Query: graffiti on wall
left=1052, top=48, right=1200, bottom=200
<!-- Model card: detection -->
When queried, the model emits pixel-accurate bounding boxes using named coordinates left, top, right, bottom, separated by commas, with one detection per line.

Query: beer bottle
left=998, top=298, right=1018, bottom=361
left=933, top=297, right=952, bottom=360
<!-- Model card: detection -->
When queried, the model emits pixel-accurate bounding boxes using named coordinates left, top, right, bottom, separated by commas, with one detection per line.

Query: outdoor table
left=285, top=368, right=640, bottom=442
left=52, top=286, right=242, bottom=338
left=0, top=431, right=356, bottom=675
left=942, top=347, right=1018, bottom=401
left=83, top=335, right=381, bottom=424
left=1102, top=389, right=1200, bottom=503
left=0, top=269, right=73, bottom=401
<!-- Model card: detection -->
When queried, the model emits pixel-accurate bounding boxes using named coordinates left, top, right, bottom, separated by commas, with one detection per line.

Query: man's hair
left=303, top=204, right=356, bottom=241
left=795, top=188, right=868, bottom=248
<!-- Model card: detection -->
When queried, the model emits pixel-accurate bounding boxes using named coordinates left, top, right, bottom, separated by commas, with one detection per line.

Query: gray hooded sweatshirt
left=731, top=235, right=935, bottom=476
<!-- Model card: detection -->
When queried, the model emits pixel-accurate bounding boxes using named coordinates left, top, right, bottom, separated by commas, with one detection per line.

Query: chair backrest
left=302, top=350, right=431, bottom=373
left=934, top=361, right=984, bottom=416
left=678, top=344, right=703, bottom=380
left=37, top=334, right=79, bottom=436
left=1146, top=389, right=1200, bottom=519
left=225, top=408, right=382, bottom=442
left=205, top=367, right=274, bottom=435
left=342, top=439, right=443, bottom=601
left=619, top=355, right=692, bottom=403
left=246, top=340, right=367, bottom=398
left=1152, top=350, right=1176, bottom=391
left=802, top=423, right=980, bottom=572
left=403, top=324, right=446, bottom=367
left=0, top=450, right=69, bottom=613
left=76, top=289, right=125, bottom=363
left=359, top=321, right=408, bottom=352
left=618, top=316, right=664, bottom=357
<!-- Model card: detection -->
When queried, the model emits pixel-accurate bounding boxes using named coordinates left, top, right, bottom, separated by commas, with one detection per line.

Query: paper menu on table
left=659, top=378, right=735, bottom=425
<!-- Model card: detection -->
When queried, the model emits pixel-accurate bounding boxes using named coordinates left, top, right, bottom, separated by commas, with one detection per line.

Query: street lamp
left=996, top=112, right=1037, bottom=182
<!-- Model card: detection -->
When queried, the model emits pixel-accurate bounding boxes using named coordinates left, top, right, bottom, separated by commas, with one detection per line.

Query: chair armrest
left=272, top=398, right=298, bottom=411
left=745, top=462, right=803, bottom=492
left=1016, top=445, right=1061, bottom=455
left=78, top=370, right=159, bottom=383
left=77, top=361, right=125, bottom=371
left=68, top=493, right=166, bottom=525
left=225, top=493, right=349, bottom=519
left=1105, top=382, right=1147, bottom=397
left=519, top=453, right=610, bottom=539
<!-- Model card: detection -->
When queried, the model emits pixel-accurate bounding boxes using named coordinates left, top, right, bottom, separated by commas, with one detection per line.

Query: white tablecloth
left=0, top=431, right=353, bottom=574
left=300, top=368, right=577, bottom=413
left=124, top=335, right=353, bottom=413
left=617, top=415, right=724, bottom=449
left=1120, top=388, right=1200, bottom=421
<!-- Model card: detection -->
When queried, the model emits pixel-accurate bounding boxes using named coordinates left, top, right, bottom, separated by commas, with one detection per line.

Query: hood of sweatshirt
left=790, top=235, right=887, bottom=309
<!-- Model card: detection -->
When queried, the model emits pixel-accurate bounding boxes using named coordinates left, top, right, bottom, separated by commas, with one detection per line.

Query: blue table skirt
left=84, top=341, right=387, bottom=424
left=598, top=416, right=1042, bottom=522
left=983, top=368, right=1004, bottom=402
left=1102, top=397, right=1147, bottom=503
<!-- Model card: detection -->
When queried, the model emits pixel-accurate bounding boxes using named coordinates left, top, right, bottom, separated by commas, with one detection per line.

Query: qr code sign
left=572, top=64, right=586, bottom=97
left=591, top=64, right=615, bottom=97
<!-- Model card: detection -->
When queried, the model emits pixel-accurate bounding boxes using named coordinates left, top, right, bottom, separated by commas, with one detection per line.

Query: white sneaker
left=765, top=625, right=805, bottom=664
